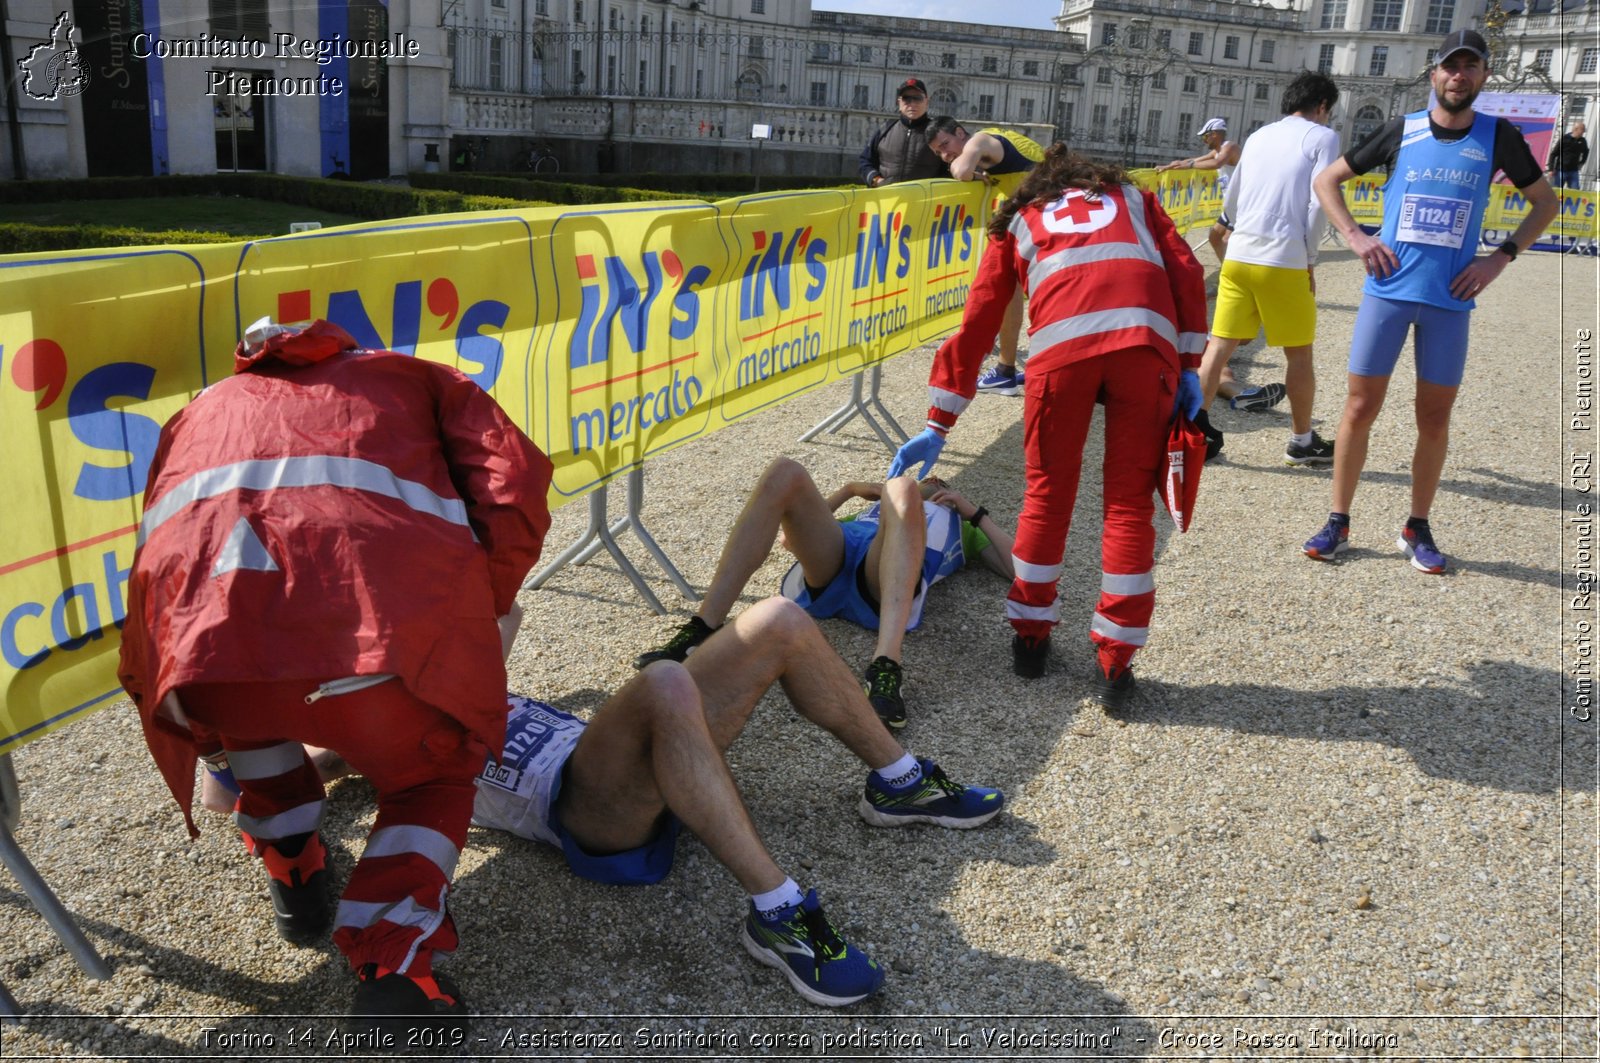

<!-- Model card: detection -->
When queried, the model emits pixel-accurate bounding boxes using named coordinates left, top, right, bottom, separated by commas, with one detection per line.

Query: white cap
left=1198, top=117, right=1227, bottom=137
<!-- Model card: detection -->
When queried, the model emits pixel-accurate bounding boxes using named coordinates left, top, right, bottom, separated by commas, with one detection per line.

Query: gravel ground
left=1, top=247, right=1596, bottom=1061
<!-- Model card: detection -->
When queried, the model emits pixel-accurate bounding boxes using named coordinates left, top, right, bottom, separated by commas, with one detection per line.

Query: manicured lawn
left=0, top=196, right=367, bottom=235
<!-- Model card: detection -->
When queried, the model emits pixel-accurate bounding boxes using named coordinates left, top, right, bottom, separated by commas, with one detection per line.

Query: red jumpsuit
left=925, top=182, right=1206, bottom=676
left=118, top=321, right=552, bottom=977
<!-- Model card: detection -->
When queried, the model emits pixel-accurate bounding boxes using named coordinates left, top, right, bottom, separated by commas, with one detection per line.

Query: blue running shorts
left=780, top=518, right=930, bottom=630
left=1348, top=293, right=1472, bottom=387
left=553, top=791, right=682, bottom=886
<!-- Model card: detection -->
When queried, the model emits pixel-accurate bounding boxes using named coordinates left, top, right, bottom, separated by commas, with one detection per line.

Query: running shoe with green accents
left=741, top=889, right=883, bottom=1007
left=863, top=656, right=906, bottom=730
left=858, top=758, right=1004, bottom=829
left=634, top=616, right=718, bottom=669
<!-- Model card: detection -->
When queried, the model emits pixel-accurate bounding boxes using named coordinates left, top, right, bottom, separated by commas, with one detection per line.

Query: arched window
left=1352, top=103, right=1385, bottom=147
left=931, top=87, right=959, bottom=115
left=736, top=67, right=764, bottom=100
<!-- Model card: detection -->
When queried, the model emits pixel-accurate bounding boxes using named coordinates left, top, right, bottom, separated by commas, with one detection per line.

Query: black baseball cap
left=897, top=78, right=927, bottom=98
left=1437, top=28, right=1488, bottom=62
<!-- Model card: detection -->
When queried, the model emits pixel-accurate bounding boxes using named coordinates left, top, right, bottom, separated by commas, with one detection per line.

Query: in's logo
left=18, top=12, right=89, bottom=101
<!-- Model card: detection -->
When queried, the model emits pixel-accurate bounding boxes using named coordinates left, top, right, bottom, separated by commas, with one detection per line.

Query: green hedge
left=409, top=171, right=682, bottom=204
left=0, top=174, right=548, bottom=219
left=0, top=222, right=254, bottom=254
left=0, top=174, right=553, bottom=253
left=563, top=172, right=856, bottom=195
left=412, top=171, right=854, bottom=203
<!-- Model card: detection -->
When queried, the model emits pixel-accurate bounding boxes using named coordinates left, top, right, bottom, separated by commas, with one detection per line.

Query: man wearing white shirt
left=1193, top=72, right=1344, bottom=466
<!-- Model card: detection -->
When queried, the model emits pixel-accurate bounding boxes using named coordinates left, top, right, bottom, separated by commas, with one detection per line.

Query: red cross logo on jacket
left=1040, top=189, right=1119, bottom=235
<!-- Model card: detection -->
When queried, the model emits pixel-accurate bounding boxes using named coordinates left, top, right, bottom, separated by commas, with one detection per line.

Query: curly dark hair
left=989, top=145, right=1130, bottom=239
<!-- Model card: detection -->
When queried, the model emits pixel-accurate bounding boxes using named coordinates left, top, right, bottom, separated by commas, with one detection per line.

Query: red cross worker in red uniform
left=118, top=319, right=552, bottom=1030
left=890, top=147, right=1207, bottom=708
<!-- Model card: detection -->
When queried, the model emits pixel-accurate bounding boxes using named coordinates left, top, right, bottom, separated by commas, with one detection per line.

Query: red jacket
left=926, top=182, right=1207, bottom=433
left=118, top=322, right=553, bottom=825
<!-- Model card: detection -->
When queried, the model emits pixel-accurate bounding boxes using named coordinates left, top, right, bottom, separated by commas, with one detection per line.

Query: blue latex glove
left=888, top=428, right=946, bottom=479
left=1175, top=370, right=1202, bottom=421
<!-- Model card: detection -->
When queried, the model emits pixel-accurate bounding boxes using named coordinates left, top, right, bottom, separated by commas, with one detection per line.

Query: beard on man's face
left=1434, top=73, right=1481, bottom=114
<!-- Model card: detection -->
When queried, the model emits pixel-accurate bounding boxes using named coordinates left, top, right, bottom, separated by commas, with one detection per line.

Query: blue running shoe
left=975, top=364, right=1024, bottom=396
left=859, top=758, right=1004, bottom=829
left=1230, top=382, right=1287, bottom=412
left=1397, top=527, right=1447, bottom=574
left=1303, top=520, right=1349, bottom=561
left=741, top=889, right=883, bottom=1007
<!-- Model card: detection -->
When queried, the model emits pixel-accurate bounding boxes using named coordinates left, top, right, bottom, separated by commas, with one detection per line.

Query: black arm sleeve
left=859, top=122, right=889, bottom=184
left=1344, top=117, right=1404, bottom=176
left=1494, top=118, right=1544, bottom=189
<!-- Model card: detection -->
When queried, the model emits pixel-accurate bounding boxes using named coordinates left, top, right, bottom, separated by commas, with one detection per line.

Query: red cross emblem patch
left=1040, top=189, right=1118, bottom=235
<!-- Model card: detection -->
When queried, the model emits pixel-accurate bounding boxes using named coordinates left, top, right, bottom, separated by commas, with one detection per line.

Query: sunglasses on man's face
left=900, top=94, right=926, bottom=102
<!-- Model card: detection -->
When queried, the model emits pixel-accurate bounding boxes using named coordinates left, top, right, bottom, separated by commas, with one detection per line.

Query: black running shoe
left=1012, top=634, right=1049, bottom=679
left=258, top=832, right=332, bottom=947
left=1093, top=665, right=1136, bottom=711
left=863, top=656, right=906, bottom=730
left=349, top=964, right=468, bottom=1044
left=1194, top=409, right=1224, bottom=463
left=634, top=616, right=718, bottom=668
left=1284, top=432, right=1335, bottom=467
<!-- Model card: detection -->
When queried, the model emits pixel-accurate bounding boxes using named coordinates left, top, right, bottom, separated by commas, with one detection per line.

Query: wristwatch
left=1496, top=239, right=1520, bottom=261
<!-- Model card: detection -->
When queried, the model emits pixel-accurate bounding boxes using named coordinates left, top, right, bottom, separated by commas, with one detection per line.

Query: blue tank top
left=856, top=500, right=968, bottom=586
left=1367, top=110, right=1497, bottom=311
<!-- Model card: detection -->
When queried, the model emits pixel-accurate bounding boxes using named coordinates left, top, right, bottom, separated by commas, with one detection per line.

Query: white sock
left=750, top=878, right=805, bottom=918
left=872, top=753, right=922, bottom=790
left=1290, top=430, right=1313, bottom=447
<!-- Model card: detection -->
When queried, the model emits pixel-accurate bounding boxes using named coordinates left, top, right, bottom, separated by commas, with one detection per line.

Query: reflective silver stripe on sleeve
left=1005, top=600, right=1060, bottom=623
left=227, top=742, right=308, bottom=782
left=1012, top=556, right=1064, bottom=584
left=1091, top=612, right=1149, bottom=646
left=141, top=456, right=472, bottom=542
left=1029, top=307, right=1179, bottom=354
left=1010, top=212, right=1039, bottom=268
left=1101, top=571, right=1156, bottom=596
left=233, top=800, right=324, bottom=839
left=1121, top=183, right=1158, bottom=256
left=1027, top=242, right=1163, bottom=291
left=362, top=825, right=462, bottom=881
left=1178, top=332, right=1209, bottom=355
left=930, top=386, right=970, bottom=416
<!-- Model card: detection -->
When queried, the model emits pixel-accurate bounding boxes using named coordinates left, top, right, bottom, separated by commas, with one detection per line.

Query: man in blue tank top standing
left=1303, top=28, right=1557, bottom=573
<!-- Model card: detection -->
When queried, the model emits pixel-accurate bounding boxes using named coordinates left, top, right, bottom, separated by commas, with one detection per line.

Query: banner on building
left=1461, top=91, right=1563, bottom=182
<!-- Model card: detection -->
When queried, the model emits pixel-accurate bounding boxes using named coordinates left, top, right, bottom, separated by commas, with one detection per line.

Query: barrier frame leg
left=522, top=469, right=698, bottom=612
left=0, top=754, right=111, bottom=1023
left=798, top=367, right=907, bottom=451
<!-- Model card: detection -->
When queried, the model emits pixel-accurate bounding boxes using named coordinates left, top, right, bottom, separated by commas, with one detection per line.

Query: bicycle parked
left=525, top=142, right=560, bottom=175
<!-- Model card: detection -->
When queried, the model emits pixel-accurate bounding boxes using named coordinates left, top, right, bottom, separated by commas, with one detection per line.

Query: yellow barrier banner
left=716, top=190, right=848, bottom=424
left=1487, top=183, right=1598, bottom=240
left=1136, top=168, right=1222, bottom=235
left=537, top=202, right=726, bottom=498
left=1, top=181, right=1011, bottom=754
left=1345, top=175, right=1387, bottom=227
left=0, top=247, right=224, bottom=749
